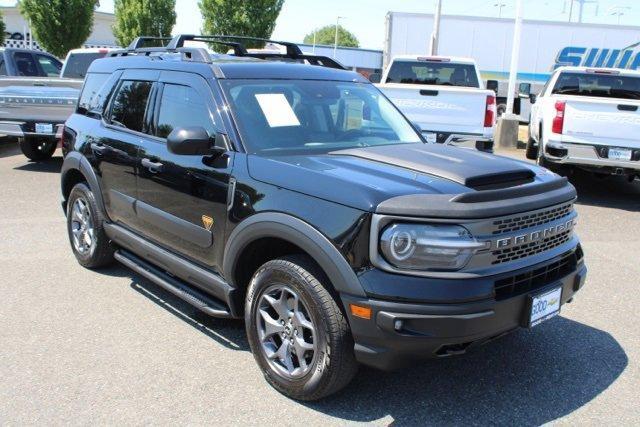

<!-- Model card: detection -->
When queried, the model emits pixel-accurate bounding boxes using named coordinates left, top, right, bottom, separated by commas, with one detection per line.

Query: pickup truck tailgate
left=563, top=97, right=640, bottom=146
left=377, top=83, right=491, bottom=134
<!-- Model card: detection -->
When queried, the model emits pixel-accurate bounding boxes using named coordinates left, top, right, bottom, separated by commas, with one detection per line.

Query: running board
left=114, top=250, right=232, bottom=318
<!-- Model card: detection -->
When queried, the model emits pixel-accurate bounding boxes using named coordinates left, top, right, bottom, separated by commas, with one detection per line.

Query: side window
left=36, top=54, right=62, bottom=77
left=13, top=52, right=39, bottom=76
left=108, top=80, right=153, bottom=132
left=0, top=60, right=6, bottom=76
left=155, top=83, right=216, bottom=139
left=77, top=73, right=110, bottom=115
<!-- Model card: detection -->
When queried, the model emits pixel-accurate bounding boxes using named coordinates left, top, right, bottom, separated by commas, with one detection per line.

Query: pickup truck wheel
left=525, top=137, right=539, bottom=160
left=19, top=138, right=57, bottom=161
left=66, top=183, right=114, bottom=268
left=245, top=255, right=358, bottom=401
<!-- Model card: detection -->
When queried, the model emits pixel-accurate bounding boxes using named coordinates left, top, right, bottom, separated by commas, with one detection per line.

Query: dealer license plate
left=35, top=123, right=53, bottom=134
left=608, top=147, right=632, bottom=161
left=529, top=287, right=562, bottom=327
left=425, top=132, right=437, bottom=143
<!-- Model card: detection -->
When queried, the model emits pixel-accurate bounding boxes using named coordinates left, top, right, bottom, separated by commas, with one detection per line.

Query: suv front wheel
left=245, top=255, right=358, bottom=400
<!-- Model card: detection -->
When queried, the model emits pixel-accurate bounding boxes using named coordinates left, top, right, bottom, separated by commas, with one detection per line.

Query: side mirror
left=167, top=126, right=227, bottom=156
left=369, top=73, right=381, bottom=83
left=486, top=79, right=498, bottom=93
left=529, top=94, right=537, bottom=104
left=518, top=82, right=531, bottom=98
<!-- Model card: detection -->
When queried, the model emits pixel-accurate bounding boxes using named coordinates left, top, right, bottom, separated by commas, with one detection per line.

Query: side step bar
left=114, top=249, right=233, bottom=318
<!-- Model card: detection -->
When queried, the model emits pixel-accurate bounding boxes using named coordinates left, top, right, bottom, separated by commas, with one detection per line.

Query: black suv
left=60, top=35, right=587, bottom=400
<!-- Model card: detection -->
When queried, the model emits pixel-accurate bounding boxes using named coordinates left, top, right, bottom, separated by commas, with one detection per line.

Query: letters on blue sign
left=555, top=46, right=640, bottom=70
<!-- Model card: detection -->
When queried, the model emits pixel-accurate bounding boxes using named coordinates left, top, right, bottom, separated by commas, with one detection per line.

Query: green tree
left=19, top=0, right=96, bottom=58
left=0, top=10, right=6, bottom=46
left=199, top=0, right=285, bottom=50
left=113, top=0, right=176, bottom=47
left=303, top=25, right=359, bottom=48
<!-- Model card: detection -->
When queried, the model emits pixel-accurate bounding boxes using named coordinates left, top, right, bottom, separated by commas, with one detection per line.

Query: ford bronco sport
left=60, top=35, right=587, bottom=401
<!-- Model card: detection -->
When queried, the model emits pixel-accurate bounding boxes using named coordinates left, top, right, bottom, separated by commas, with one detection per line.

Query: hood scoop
left=331, top=144, right=535, bottom=190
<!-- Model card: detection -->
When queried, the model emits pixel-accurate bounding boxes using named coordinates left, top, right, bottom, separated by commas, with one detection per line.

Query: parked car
left=0, top=48, right=112, bottom=161
left=60, top=35, right=586, bottom=401
left=371, top=55, right=497, bottom=151
left=526, top=66, right=640, bottom=180
left=0, top=47, right=62, bottom=77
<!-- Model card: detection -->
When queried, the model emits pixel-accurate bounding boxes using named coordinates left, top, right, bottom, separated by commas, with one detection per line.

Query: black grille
left=494, top=250, right=579, bottom=301
left=492, top=229, right=573, bottom=264
left=492, top=203, right=573, bottom=235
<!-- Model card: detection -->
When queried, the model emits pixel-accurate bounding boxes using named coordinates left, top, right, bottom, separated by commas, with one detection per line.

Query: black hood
left=247, top=143, right=574, bottom=217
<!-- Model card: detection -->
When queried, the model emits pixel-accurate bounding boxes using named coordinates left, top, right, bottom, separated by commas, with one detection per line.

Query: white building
left=0, top=5, right=117, bottom=52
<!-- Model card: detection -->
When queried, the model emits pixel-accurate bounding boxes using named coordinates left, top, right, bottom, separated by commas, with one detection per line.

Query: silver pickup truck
left=0, top=48, right=112, bottom=161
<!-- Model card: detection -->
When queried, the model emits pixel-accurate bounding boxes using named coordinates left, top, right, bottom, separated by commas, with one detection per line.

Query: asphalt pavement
left=0, top=140, right=638, bottom=425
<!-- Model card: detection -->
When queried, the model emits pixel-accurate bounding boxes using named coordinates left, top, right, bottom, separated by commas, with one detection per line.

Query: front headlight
left=379, top=223, right=487, bottom=271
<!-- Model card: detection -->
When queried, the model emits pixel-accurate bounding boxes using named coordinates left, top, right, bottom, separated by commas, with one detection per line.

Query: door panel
left=136, top=71, right=233, bottom=272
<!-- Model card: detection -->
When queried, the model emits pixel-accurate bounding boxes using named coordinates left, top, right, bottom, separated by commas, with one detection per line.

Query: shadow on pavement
left=570, top=169, right=640, bottom=212
left=118, top=267, right=626, bottom=425
left=0, top=140, right=20, bottom=158
left=13, top=156, right=63, bottom=173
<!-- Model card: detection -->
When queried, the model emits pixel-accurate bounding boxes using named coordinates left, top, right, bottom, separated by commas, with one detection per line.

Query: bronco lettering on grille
left=494, top=219, right=575, bottom=250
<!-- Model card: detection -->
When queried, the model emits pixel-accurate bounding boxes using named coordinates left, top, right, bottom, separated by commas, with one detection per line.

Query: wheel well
left=62, top=168, right=87, bottom=202
left=231, top=237, right=332, bottom=312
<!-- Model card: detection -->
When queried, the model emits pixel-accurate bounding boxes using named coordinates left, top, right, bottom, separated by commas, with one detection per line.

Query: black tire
left=245, top=255, right=358, bottom=401
left=66, top=182, right=114, bottom=268
left=19, top=137, right=57, bottom=161
left=525, top=137, right=539, bottom=160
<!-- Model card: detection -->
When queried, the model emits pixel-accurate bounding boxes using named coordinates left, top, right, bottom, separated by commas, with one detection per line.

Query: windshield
left=552, top=72, right=640, bottom=100
left=221, top=79, right=422, bottom=155
left=62, top=52, right=107, bottom=78
left=386, top=61, right=479, bottom=87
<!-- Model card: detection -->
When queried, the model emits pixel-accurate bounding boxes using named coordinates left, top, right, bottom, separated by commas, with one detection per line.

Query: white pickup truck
left=371, top=55, right=497, bottom=151
left=526, top=66, right=640, bottom=179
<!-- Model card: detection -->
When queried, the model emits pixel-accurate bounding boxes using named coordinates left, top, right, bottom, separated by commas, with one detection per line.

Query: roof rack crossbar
left=168, top=34, right=303, bottom=57
left=126, top=36, right=173, bottom=51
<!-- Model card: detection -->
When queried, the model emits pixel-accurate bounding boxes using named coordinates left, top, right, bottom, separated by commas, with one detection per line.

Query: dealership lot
left=0, top=141, right=639, bottom=425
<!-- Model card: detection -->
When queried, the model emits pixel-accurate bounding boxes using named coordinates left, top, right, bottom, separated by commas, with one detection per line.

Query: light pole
left=429, top=0, right=442, bottom=55
left=494, top=2, right=507, bottom=18
left=566, top=0, right=599, bottom=23
left=506, top=0, right=523, bottom=115
left=609, top=5, right=631, bottom=25
left=333, top=16, right=345, bottom=59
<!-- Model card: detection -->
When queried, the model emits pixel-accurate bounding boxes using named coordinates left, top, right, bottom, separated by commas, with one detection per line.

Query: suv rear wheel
left=19, top=137, right=57, bottom=161
left=245, top=255, right=358, bottom=400
left=66, top=182, right=114, bottom=268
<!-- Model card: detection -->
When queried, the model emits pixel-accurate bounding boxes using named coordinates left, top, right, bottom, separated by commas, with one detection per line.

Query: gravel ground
left=0, top=140, right=638, bottom=425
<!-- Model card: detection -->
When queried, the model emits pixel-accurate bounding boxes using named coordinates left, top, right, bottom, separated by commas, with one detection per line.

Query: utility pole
left=333, top=16, right=345, bottom=58
left=429, top=0, right=442, bottom=55
left=506, top=0, right=522, bottom=115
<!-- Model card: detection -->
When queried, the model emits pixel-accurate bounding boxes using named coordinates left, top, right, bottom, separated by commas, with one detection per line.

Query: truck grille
left=492, top=203, right=573, bottom=235
left=492, top=229, right=573, bottom=264
left=493, top=249, right=580, bottom=301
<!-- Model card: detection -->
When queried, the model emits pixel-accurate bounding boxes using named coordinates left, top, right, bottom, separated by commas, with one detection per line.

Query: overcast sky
left=3, top=0, right=640, bottom=49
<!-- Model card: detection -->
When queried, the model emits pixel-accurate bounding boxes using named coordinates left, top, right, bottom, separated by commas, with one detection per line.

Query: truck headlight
left=379, top=223, right=487, bottom=271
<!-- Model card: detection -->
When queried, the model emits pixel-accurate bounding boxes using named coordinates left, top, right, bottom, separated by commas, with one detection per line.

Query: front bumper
left=545, top=140, right=640, bottom=173
left=342, top=249, right=587, bottom=370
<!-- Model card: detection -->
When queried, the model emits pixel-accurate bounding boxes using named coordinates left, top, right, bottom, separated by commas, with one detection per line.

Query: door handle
left=141, top=158, right=164, bottom=173
left=90, top=143, right=107, bottom=154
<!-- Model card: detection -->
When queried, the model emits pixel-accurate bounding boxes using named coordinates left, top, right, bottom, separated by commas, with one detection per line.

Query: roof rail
left=126, top=36, right=173, bottom=51
left=167, top=34, right=302, bottom=56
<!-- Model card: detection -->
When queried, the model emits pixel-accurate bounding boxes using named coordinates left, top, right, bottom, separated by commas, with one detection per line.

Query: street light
left=494, top=2, right=507, bottom=18
left=609, top=5, right=631, bottom=25
left=333, top=16, right=345, bottom=59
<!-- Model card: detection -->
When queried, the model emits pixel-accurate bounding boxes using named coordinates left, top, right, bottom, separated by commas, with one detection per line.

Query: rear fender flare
left=223, top=212, right=366, bottom=297
left=61, top=152, right=110, bottom=221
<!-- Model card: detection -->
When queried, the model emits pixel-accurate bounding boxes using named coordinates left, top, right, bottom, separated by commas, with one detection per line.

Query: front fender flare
left=223, top=212, right=366, bottom=297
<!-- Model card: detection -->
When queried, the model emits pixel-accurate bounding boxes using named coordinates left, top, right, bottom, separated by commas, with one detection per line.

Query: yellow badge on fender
left=202, top=215, right=214, bottom=231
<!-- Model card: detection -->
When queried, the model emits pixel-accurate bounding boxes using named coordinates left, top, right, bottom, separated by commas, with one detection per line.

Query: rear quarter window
left=77, top=73, right=111, bottom=116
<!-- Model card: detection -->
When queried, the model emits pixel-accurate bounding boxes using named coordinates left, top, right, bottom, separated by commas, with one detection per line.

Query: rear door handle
left=141, top=158, right=164, bottom=173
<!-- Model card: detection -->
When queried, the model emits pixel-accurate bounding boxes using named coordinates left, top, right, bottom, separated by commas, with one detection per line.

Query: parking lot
left=0, top=140, right=639, bottom=425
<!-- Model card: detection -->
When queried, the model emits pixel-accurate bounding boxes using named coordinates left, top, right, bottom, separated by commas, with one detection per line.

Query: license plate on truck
left=528, top=287, right=562, bottom=327
left=35, top=123, right=53, bottom=134
left=608, top=147, right=632, bottom=161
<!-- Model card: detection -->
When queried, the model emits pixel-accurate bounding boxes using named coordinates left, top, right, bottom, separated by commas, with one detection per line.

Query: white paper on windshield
left=255, top=93, right=301, bottom=127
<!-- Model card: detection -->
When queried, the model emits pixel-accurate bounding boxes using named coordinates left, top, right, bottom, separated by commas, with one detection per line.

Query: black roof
left=87, top=53, right=367, bottom=82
